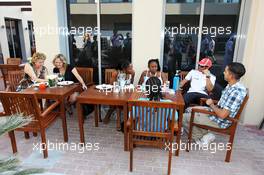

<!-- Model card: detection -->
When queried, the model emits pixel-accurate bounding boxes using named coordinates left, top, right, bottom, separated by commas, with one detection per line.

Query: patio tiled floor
left=1, top=110, right=264, bottom=175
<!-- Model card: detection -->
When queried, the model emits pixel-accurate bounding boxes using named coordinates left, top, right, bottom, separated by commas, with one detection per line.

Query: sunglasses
left=199, top=65, right=208, bottom=68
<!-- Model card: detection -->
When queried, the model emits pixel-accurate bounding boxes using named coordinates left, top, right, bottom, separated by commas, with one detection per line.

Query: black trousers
left=183, top=92, right=209, bottom=108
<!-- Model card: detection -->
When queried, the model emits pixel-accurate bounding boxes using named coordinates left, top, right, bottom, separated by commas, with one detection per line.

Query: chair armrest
left=0, top=112, right=6, bottom=116
left=191, top=108, right=238, bottom=123
left=41, top=100, right=60, bottom=117
left=199, top=98, right=218, bottom=105
left=191, top=108, right=217, bottom=116
left=225, top=116, right=238, bottom=123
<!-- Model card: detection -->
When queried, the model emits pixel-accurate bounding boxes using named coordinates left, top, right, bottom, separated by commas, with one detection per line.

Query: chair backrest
left=7, top=70, right=24, bottom=91
left=234, top=92, right=249, bottom=121
left=163, top=72, right=168, bottom=82
left=0, top=64, right=22, bottom=89
left=0, top=92, right=42, bottom=122
left=76, top=67, right=93, bottom=85
left=128, top=100, right=177, bottom=134
left=105, top=68, right=116, bottom=84
left=7, top=58, right=21, bottom=65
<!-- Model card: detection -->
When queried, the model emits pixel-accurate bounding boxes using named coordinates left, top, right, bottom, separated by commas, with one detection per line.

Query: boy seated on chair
left=182, top=62, right=247, bottom=146
left=179, top=58, right=216, bottom=108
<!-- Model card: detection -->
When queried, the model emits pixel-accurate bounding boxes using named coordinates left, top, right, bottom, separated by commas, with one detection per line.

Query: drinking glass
left=113, top=81, right=120, bottom=93
left=58, top=74, right=64, bottom=82
left=165, top=81, right=170, bottom=92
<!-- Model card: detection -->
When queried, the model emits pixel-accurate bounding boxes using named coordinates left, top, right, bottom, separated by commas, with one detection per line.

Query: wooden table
left=77, top=85, right=133, bottom=151
left=129, top=90, right=185, bottom=156
left=77, top=86, right=185, bottom=154
left=23, top=84, right=80, bottom=142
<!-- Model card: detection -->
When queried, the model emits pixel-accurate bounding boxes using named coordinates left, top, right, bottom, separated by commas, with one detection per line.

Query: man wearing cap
left=179, top=58, right=216, bottom=108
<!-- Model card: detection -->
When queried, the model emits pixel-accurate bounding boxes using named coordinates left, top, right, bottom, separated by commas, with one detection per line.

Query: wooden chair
left=76, top=67, right=94, bottom=86
left=102, top=68, right=121, bottom=128
left=0, top=64, right=23, bottom=89
left=105, top=68, right=116, bottom=84
left=127, top=100, right=178, bottom=175
left=6, top=70, right=24, bottom=92
left=186, top=92, right=249, bottom=162
left=163, top=72, right=168, bottom=82
left=7, top=58, right=21, bottom=65
left=0, top=92, right=62, bottom=158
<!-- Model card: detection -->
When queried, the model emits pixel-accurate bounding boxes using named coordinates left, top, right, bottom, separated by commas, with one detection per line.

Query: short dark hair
left=117, top=60, right=131, bottom=71
left=227, top=62, right=246, bottom=80
left=148, top=59, right=161, bottom=71
left=145, top=77, right=163, bottom=101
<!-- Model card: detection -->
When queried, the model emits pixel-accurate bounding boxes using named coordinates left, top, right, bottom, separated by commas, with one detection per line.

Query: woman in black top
left=53, top=54, right=87, bottom=104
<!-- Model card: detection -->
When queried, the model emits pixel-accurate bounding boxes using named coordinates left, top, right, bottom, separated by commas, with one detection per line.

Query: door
left=5, top=18, right=22, bottom=59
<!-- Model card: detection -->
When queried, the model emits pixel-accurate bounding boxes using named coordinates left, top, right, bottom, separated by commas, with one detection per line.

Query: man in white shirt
left=179, top=58, right=216, bottom=108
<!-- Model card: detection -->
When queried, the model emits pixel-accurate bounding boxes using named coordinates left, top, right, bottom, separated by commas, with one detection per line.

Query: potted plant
left=0, top=113, right=44, bottom=175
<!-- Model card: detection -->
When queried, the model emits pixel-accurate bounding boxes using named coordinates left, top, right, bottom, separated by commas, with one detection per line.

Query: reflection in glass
left=100, top=3, right=132, bottom=83
left=203, top=1, right=241, bottom=87
left=5, top=19, right=22, bottom=59
left=163, top=10, right=200, bottom=87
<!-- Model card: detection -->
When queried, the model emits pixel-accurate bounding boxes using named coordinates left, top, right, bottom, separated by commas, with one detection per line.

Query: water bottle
left=173, top=70, right=180, bottom=91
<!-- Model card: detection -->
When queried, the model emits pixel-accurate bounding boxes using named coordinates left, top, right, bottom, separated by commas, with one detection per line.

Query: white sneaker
left=196, top=133, right=216, bottom=147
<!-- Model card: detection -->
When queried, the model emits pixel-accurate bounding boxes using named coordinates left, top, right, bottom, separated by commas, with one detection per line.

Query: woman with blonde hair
left=17, top=52, right=48, bottom=91
left=52, top=54, right=87, bottom=104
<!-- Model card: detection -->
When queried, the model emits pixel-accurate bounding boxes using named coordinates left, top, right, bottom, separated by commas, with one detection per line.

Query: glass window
left=5, top=18, right=22, bottom=59
left=68, top=0, right=132, bottom=84
left=68, top=1, right=98, bottom=82
left=28, top=21, right=36, bottom=56
left=202, top=0, right=241, bottom=86
left=163, top=2, right=201, bottom=86
left=99, top=7, right=132, bottom=82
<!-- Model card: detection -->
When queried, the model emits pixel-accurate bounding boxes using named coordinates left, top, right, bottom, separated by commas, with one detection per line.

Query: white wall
left=0, top=6, right=32, bottom=63
left=31, top=0, right=69, bottom=73
left=132, top=0, right=165, bottom=84
left=240, top=0, right=264, bottom=125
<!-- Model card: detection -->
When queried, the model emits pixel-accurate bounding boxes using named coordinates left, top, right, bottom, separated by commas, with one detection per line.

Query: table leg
left=60, top=98, right=68, bottom=142
left=77, top=102, right=85, bottom=144
left=123, top=104, right=128, bottom=151
left=175, top=107, right=183, bottom=156
left=116, top=107, right=121, bottom=130
left=94, top=105, right=99, bottom=127
left=98, top=105, right=102, bottom=122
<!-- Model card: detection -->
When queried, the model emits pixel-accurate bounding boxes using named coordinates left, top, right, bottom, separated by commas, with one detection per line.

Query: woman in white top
left=138, top=59, right=167, bottom=85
